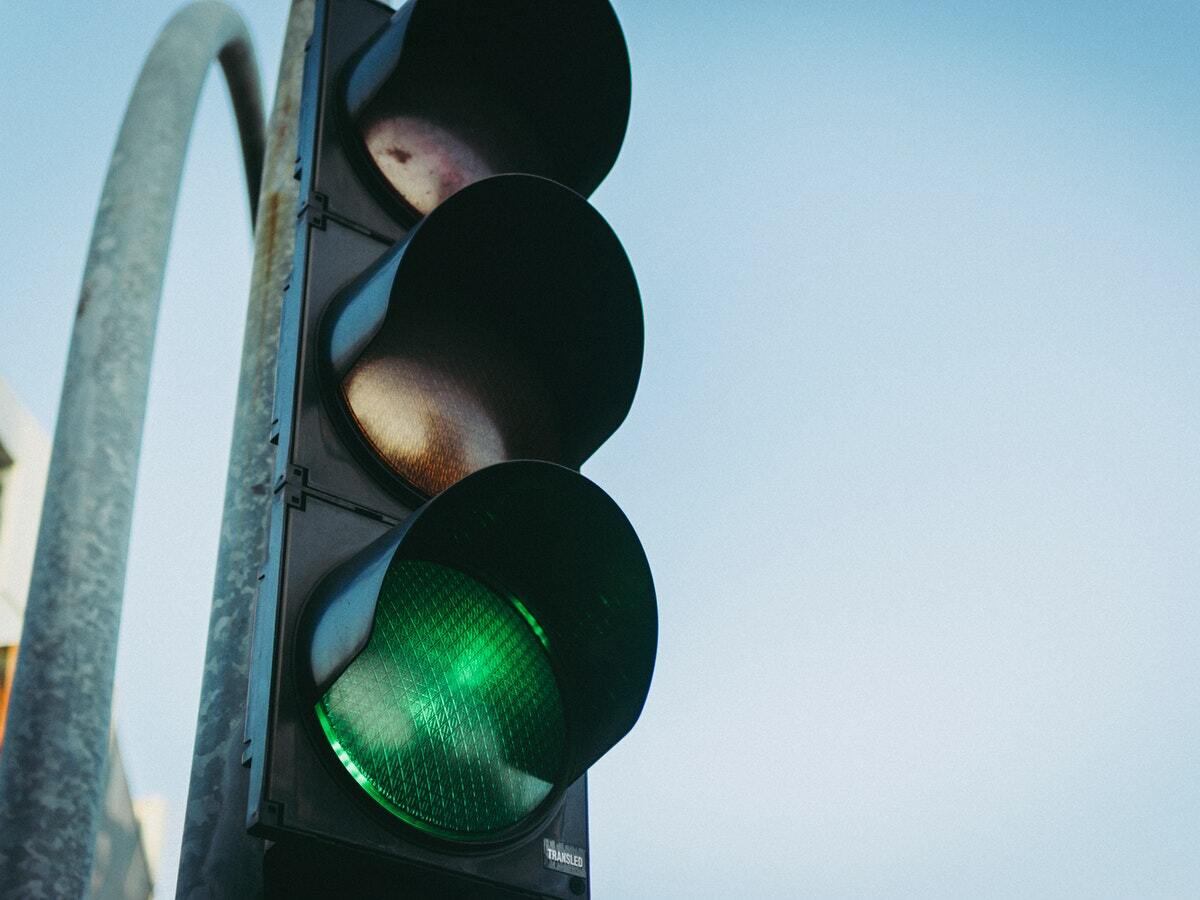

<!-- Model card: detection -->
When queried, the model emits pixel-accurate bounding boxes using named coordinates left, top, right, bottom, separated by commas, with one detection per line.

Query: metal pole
left=175, top=2, right=315, bottom=897
left=0, top=4, right=264, bottom=898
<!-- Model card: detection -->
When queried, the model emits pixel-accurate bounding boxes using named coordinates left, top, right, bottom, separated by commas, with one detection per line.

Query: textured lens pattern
left=317, top=560, right=565, bottom=839
left=342, top=323, right=558, bottom=497
left=359, top=71, right=546, bottom=218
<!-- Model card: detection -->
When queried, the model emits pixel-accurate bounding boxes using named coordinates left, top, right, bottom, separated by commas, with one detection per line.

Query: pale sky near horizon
left=2, top=1, right=1199, bottom=897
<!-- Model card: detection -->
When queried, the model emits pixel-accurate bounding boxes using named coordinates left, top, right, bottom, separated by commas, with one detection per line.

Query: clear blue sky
left=2, top=1, right=1199, bottom=897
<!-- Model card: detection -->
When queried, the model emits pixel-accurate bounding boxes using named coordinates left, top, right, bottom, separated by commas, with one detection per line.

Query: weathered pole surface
left=0, top=4, right=264, bottom=898
left=176, top=1, right=315, bottom=897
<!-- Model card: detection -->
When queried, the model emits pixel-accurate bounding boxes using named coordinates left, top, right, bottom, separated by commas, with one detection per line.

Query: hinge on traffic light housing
left=299, top=192, right=394, bottom=244
left=279, top=464, right=307, bottom=510
left=277, top=464, right=401, bottom=526
left=298, top=193, right=329, bottom=230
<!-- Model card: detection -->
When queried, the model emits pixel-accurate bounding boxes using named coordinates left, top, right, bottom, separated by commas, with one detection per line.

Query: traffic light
left=244, top=1, right=656, bottom=896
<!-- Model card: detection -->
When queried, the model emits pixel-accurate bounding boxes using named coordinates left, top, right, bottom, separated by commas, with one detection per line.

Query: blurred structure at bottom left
left=0, top=375, right=164, bottom=899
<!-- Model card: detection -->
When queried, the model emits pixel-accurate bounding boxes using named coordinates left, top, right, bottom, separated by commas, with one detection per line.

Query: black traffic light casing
left=244, top=1, right=655, bottom=897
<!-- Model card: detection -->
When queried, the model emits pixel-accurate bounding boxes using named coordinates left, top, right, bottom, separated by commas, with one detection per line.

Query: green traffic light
left=315, top=560, right=565, bottom=840
left=302, top=461, right=657, bottom=849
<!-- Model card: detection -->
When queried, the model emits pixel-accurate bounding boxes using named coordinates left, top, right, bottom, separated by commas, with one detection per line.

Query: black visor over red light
left=344, top=0, right=631, bottom=218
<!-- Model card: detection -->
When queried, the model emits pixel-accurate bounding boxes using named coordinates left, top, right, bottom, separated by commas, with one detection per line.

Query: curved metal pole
left=0, top=4, right=264, bottom=897
left=177, top=2, right=316, bottom=896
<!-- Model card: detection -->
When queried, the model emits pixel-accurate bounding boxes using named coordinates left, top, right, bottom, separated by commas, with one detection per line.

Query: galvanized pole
left=176, top=2, right=315, bottom=897
left=0, top=4, right=264, bottom=898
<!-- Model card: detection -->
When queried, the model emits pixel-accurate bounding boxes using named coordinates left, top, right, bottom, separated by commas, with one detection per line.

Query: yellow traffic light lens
left=315, top=560, right=565, bottom=840
left=341, top=324, right=557, bottom=497
left=322, top=176, right=644, bottom=499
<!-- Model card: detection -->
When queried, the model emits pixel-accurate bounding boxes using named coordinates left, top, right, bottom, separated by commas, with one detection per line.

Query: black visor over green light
left=301, top=461, right=657, bottom=843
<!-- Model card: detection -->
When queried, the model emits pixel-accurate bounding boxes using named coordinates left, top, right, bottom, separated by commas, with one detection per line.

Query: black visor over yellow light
left=321, top=174, right=643, bottom=499
left=301, top=461, right=657, bottom=843
left=344, top=0, right=631, bottom=216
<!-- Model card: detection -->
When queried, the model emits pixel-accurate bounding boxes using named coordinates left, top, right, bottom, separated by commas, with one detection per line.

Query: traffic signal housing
left=244, top=1, right=656, bottom=896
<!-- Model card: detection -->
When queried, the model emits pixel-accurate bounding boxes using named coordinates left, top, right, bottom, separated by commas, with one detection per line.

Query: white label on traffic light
left=543, top=838, right=588, bottom=878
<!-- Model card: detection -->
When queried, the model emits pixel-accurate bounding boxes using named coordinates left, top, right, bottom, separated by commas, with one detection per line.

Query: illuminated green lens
left=316, top=560, right=565, bottom=839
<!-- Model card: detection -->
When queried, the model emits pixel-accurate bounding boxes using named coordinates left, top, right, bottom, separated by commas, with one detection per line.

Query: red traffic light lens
left=344, top=0, right=631, bottom=217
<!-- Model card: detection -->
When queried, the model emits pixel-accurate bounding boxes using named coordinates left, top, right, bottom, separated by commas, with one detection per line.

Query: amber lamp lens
left=341, top=326, right=557, bottom=497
